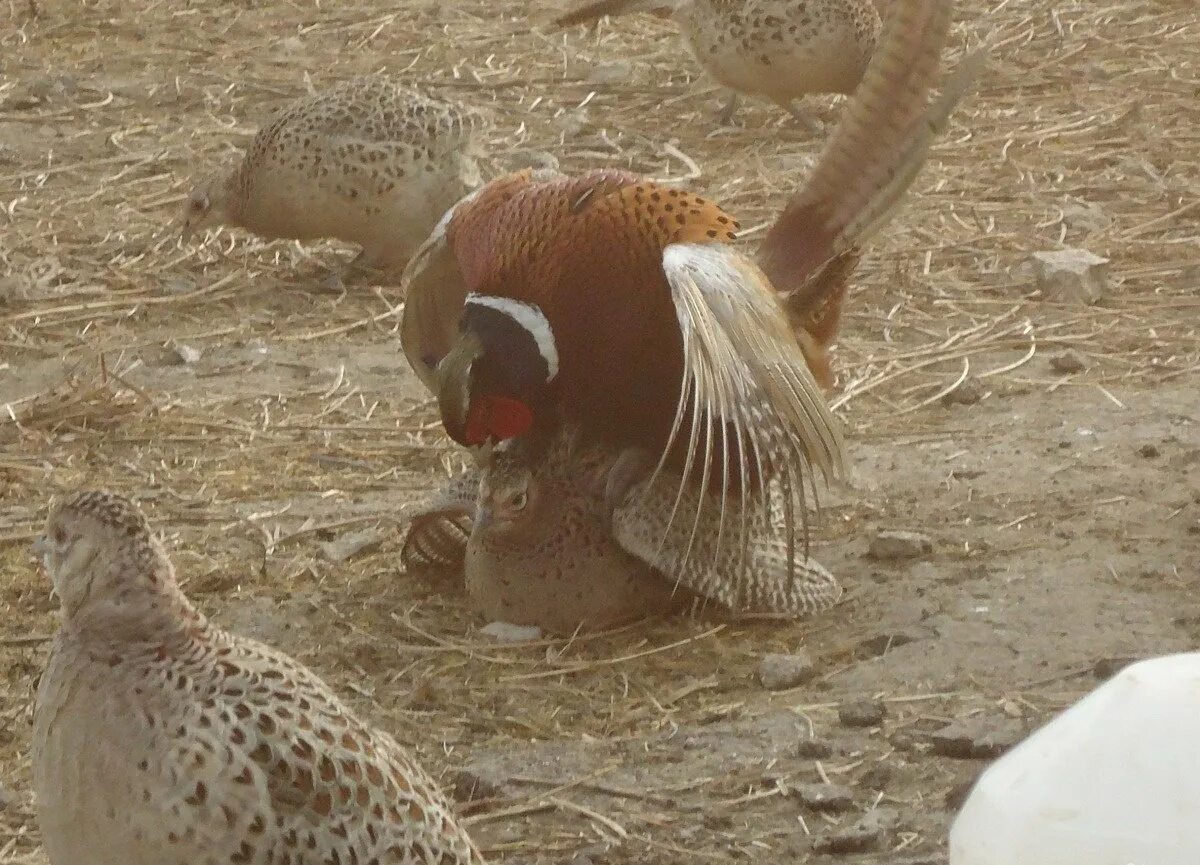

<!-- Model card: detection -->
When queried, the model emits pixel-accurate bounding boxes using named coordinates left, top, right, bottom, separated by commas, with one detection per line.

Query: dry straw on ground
left=1, top=0, right=1198, bottom=862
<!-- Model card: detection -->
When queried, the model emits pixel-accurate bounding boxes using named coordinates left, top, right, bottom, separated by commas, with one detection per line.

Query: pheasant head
left=435, top=294, right=559, bottom=448
left=179, top=167, right=237, bottom=243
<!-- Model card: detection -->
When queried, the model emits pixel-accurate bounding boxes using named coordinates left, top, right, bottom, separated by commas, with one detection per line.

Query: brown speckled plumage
left=32, top=490, right=485, bottom=865
left=182, top=78, right=484, bottom=280
left=402, top=431, right=839, bottom=634
left=556, top=0, right=882, bottom=124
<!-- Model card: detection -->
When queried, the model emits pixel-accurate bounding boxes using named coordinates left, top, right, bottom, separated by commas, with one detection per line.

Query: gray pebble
left=859, top=763, right=892, bottom=790
left=1049, top=348, right=1089, bottom=373
left=451, top=768, right=506, bottom=803
left=794, top=738, right=834, bottom=759
left=319, top=527, right=384, bottom=563
left=928, top=717, right=1024, bottom=759
left=941, top=376, right=984, bottom=406
left=1093, top=656, right=1139, bottom=679
left=868, top=530, right=933, bottom=561
left=813, top=807, right=898, bottom=855
left=757, top=650, right=817, bottom=690
left=792, top=782, right=855, bottom=812
left=839, top=698, right=887, bottom=728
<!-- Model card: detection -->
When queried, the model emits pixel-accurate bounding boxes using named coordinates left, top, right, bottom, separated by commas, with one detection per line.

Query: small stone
left=451, top=768, right=505, bottom=803
left=170, top=341, right=202, bottom=365
left=318, top=527, right=383, bottom=563
left=941, top=376, right=984, bottom=406
left=928, top=717, right=1024, bottom=759
left=1138, top=442, right=1160, bottom=458
left=703, top=812, right=734, bottom=831
left=589, top=60, right=633, bottom=85
left=1049, top=349, right=1089, bottom=374
left=859, top=763, right=892, bottom=790
left=757, top=650, right=817, bottom=690
left=858, top=627, right=934, bottom=658
left=479, top=621, right=543, bottom=643
left=570, top=844, right=611, bottom=865
left=1093, top=656, right=1139, bottom=680
left=839, top=698, right=886, bottom=728
left=1061, top=201, right=1111, bottom=234
left=794, top=738, right=834, bottom=759
left=813, top=807, right=898, bottom=855
left=792, top=782, right=855, bottom=812
left=1029, top=248, right=1110, bottom=306
left=945, top=775, right=980, bottom=812
left=868, top=530, right=933, bottom=561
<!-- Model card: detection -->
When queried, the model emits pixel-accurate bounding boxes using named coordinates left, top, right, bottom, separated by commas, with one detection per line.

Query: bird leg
left=318, top=248, right=383, bottom=293
left=780, top=98, right=822, bottom=134
left=716, top=92, right=742, bottom=126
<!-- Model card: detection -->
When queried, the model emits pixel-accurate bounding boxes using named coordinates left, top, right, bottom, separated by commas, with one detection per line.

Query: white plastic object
left=950, top=652, right=1200, bottom=865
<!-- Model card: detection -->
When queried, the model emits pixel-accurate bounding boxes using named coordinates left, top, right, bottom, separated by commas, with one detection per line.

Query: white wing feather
left=656, top=242, right=846, bottom=579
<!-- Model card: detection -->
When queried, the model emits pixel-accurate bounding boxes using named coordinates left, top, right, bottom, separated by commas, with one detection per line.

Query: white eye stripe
left=464, top=294, right=559, bottom=381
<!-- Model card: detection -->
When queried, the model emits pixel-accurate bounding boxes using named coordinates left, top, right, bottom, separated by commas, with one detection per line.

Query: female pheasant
left=181, top=78, right=484, bottom=288
left=402, top=0, right=979, bottom=598
left=32, top=490, right=485, bottom=865
left=402, top=431, right=841, bottom=634
left=554, top=0, right=883, bottom=127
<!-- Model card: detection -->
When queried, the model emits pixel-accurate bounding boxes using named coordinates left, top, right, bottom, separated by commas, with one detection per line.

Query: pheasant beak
left=435, top=333, right=485, bottom=444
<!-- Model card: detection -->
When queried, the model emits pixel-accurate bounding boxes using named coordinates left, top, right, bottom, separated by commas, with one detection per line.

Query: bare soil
left=1, top=0, right=1198, bottom=863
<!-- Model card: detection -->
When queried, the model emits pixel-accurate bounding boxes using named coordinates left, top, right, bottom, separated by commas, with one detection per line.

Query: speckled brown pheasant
left=403, top=431, right=841, bottom=634
left=555, top=0, right=883, bottom=127
left=181, top=78, right=485, bottom=288
left=31, top=489, right=485, bottom=865
left=402, top=0, right=980, bottom=622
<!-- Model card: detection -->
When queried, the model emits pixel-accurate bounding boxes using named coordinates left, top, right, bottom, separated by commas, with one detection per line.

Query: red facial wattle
left=463, top=395, right=534, bottom=445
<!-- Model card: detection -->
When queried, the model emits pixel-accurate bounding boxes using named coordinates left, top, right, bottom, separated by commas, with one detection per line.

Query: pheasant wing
left=399, top=187, right=485, bottom=392
left=654, top=242, right=846, bottom=579
left=607, top=451, right=842, bottom=616
left=399, top=467, right=480, bottom=572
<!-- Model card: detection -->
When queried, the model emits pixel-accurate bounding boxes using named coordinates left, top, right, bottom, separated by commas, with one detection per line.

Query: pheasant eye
left=52, top=527, right=67, bottom=544
left=509, top=491, right=528, bottom=511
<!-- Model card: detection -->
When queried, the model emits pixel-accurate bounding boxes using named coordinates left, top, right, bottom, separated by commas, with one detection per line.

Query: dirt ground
left=1, top=0, right=1198, bottom=862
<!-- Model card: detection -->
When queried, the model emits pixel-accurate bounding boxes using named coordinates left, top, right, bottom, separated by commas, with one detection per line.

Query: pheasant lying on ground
left=401, top=0, right=982, bottom=630
left=402, top=431, right=841, bottom=634
left=554, top=0, right=883, bottom=128
left=180, top=78, right=484, bottom=289
left=32, top=489, right=485, bottom=865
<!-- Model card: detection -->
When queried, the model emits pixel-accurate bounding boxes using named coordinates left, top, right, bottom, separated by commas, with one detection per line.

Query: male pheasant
left=554, top=0, right=882, bottom=127
left=31, top=490, right=485, bottom=865
left=402, top=0, right=981, bottom=598
left=181, top=78, right=484, bottom=288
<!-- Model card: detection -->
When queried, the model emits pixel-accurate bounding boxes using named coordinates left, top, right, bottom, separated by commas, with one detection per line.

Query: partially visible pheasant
left=553, top=0, right=883, bottom=127
left=402, top=431, right=841, bottom=634
left=402, top=0, right=981, bottom=604
left=181, top=78, right=485, bottom=288
left=32, top=490, right=485, bottom=865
